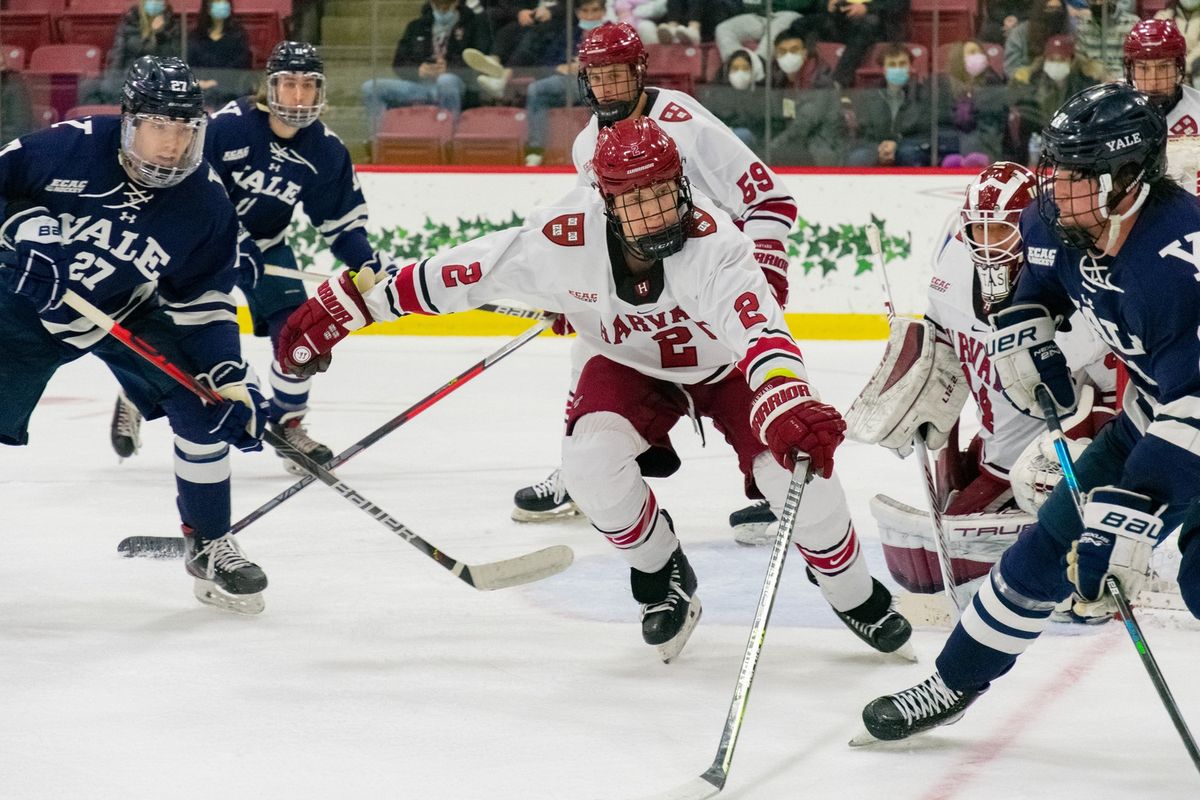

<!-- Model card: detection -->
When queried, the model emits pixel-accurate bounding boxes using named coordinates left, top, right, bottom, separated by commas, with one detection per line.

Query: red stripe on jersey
left=392, top=263, right=432, bottom=315
left=737, top=334, right=804, bottom=375
left=601, top=491, right=660, bottom=549
left=748, top=199, right=798, bottom=224
left=797, top=524, right=860, bottom=576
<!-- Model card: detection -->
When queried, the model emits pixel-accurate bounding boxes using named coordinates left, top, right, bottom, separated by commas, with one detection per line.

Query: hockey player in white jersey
left=847, top=162, right=1117, bottom=605
left=275, top=117, right=913, bottom=662
left=1124, top=17, right=1200, bottom=196
left=510, top=21, right=798, bottom=540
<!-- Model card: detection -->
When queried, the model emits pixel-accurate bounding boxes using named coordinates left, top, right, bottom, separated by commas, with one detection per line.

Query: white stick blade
left=630, top=776, right=722, bottom=800
left=468, top=545, right=574, bottom=590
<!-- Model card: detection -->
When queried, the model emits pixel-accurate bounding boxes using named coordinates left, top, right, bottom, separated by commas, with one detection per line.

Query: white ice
left=2, top=334, right=1198, bottom=800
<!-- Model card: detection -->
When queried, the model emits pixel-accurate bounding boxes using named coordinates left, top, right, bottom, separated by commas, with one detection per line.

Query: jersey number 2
left=442, top=261, right=481, bottom=287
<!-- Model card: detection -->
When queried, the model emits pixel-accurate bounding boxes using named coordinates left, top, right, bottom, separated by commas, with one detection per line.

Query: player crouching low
left=273, top=117, right=914, bottom=663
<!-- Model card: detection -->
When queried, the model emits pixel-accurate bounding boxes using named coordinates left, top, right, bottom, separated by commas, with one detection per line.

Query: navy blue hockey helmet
left=119, top=56, right=206, bottom=189
left=265, top=41, right=325, bottom=128
left=1037, top=83, right=1167, bottom=250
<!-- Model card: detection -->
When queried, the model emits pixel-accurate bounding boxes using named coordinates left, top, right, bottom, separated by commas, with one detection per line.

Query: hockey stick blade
left=631, top=774, right=721, bottom=800
left=462, top=544, right=574, bottom=590
left=117, top=535, right=187, bottom=559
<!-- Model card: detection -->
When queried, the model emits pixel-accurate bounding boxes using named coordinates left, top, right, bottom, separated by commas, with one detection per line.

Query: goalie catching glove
left=845, top=317, right=969, bottom=457
left=1067, top=486, right=1167, bottom=616
left=276, top=267, right=380, bottom=378
left=749, top=375, right=845, bottom=479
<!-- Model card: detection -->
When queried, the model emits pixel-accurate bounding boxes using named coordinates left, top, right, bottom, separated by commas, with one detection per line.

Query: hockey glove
left=752, top=239, right=790, bottom=306
left=1066, top=486, right=1166, bottom=614
left=0, top=206, right=68, bottom=313
left=196, top=360, right=270, bottom=452
left=750, top=376, right=845, bottom=478
left=235, top=228, right=265, bottom=292
left=552, top=314, right=574, bottom=336
left=276, top=267, right=376, bottom=378
left=987, top=304, right=1076, bottom=418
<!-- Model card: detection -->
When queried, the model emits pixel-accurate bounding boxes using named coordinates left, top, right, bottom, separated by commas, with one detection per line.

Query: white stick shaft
left=264, top=264, right=335, bottom=282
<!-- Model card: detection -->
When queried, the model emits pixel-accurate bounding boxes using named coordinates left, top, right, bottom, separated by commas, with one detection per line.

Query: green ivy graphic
left=285, top=211, right=910, bottom=274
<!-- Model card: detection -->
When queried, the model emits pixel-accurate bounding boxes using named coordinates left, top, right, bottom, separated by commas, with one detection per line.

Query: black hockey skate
left=851, top=671, right=984, bottom=745
left=270, top=416, right=334, bottom=477
left=110, top=391, right=142, bottom=459
left=729, top=498, right=777, bottom=546
left=810, top=569, right=915, bottom=661
left=511, top=468, right=581, bottom=523
left=184, top=527, right=268, bottom=615
left=631, top=536, right=702, bottom=663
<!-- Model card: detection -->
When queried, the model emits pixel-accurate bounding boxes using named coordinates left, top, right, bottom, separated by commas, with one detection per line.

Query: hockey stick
left=40, top=282, right=572, bottom=590
left=1036, top=385, right=1200, bottom=774
left=866, top=224, right=966, bottom=614
left=118, top=309, right=558, bottom=559
left=636, top=460, right=812, bottom=800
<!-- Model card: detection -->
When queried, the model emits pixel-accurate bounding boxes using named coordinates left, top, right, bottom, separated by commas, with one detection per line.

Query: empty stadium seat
left=854, top=42, right=929, bottom=88
left=65, top=103, right=121, bottom=119
left=909, top=0, right=977, bottom=51
left=372, top=105, right=454, bottom=165
left=645, top=43, right=703, bottom=96
left=27, top=44, right=104, bottom=120
left=542, top=105, right=590, bottom=166
left=0, top=0, right=62, bottom=56
left=451, top=106, right=527, bottom=165
left=237, top=1, right=291, bottom=69
left=814, top=41, right=846, bottom=73
left=58, top=0, right=131, bottom=55
left=1, top=45, right=29, bottom=72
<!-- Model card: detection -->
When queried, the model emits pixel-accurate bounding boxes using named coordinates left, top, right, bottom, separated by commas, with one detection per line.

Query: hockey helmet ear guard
left=959, top=161, right=1038, bottom=308
left=577, top=22, right=647, bottom=125
left=266, top=41, right=326, bottom=128
left=593, top=117, right=692, bottom=261
left=119, top=56, right=206, bottom=188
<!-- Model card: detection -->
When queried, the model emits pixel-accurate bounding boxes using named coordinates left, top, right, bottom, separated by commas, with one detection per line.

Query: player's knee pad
left=754, top=454, right=851, bottom=549
left=561, top=411, right=649, bottom=526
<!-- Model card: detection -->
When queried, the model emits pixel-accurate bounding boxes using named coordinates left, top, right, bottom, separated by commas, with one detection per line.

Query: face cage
left=1036, top=153, right=1115, bottom=251
left=267, top=72, right=326, bottom=128
left=960, top=211, right=1024, bottom=306
left=605, top=177, right=693, bottom=262
left=119, top=113, right=206, bottom=189
left=1125, top=58, right=1183, bottom=114
left=578, top=63, right=643, bottom=125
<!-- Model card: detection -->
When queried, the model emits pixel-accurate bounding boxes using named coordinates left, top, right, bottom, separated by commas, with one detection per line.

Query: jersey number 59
left=737, top=163, right=774, bottom=204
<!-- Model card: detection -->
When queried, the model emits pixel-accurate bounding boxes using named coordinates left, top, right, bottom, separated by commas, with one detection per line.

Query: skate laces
left=891, top=673, right=963, bottom=725
left=198, top=535, right=254, bottom=578
left=643, top=562, right=690, bottom=616
left=114, top=393, right=142, bottom=442
left=531, top=469, right=568, bottom=504
left=281, top=419, right=322, bottom=455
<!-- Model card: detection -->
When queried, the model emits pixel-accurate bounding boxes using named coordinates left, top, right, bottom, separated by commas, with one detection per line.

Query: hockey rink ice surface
left=2, top=334, right=1198, bottom=800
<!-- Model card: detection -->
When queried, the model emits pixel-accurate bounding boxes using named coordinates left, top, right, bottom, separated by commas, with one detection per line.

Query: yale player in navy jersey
left=0, top=56, right=270, bottom=613
left=110, top=41, right=385, bottom=475
left=854, top=83, right=1200, bottom=743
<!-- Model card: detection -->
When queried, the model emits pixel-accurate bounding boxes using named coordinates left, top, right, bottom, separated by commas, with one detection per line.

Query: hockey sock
left=267, top=309, right=312, bottom=422
left=173, top=436, right=232, bottom=541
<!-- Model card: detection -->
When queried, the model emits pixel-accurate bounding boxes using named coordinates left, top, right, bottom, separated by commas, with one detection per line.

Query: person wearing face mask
left=360, top=0, right=491, bottom=136
left=845, top=44, right=934, bottom=167
left=714, top=1, right=821, bottom=65
left=800, top=0, right=910, bottom=90
left=1009, top=34, right=1102, bottom=164
left=939, top=39, right=1006, bottom=169
left=80, top=0, right=183, bottom=103
left=1155, top=0, right=1200, bottom=73
left=187, top=0, right=253, bottom=109
left=1075, top=0, right=1138, bottom=79
left=1005, top=0, right=1071, bottom=76
left=769, top=27, right=834, bottom=90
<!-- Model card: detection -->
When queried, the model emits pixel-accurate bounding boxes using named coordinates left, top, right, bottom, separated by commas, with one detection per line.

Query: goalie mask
left=266, top=41, right=326, bottom=128
left=578, top=23, right=647, bottom=126
left=1037, top=83, right=1166, bottom=252
left=593, top=117, right=693, bottom=261
left=1123, top=18, right=1186, bottom=115
left=960, top=161, right=1038, bottom=309
left=120, top=56, right=206, bottom=189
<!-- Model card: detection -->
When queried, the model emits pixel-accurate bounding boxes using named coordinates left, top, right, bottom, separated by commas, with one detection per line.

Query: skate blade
left=732, top=523, right=773, bottom=546
left=510, top=502, right=582, bottom=523
left=885, top=640, right=918, bottom=663
left=847, top=708, right=967, bottom=748
left=193, top=579, right=265, bottom=615
left=848, top=727, right=882, bottom=747
left=657, top=597, right=703, bottom=664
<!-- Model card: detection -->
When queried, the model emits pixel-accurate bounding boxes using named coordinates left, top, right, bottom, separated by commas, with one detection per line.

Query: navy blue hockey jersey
left=205, top=98, right=374, bottom=269
left=1016, top=188, right=1200, bottom=501
left=0, top=116, right=241, bottom=362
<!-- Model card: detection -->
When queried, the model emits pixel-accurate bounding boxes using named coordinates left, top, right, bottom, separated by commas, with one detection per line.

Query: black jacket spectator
left=509, top=6, right=587, bottom=68
left=188, top=6, right=253, bottom=109
left=392, top=2, right=493, bottom=70
left=108, top=4, right=183, bottom=71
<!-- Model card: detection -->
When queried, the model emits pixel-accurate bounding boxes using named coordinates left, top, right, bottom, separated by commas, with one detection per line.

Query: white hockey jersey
left=926, top=234, right=1116, bottom=474
left=1164, top=84, right=1200, bottom=196
left=571, top=88, right=797, bottom=271
left=364, top=187, right=806, bottom=390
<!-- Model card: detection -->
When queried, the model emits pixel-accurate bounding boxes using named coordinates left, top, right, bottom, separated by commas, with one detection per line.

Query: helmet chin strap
left=1094, top=170, right=1150, bottom=254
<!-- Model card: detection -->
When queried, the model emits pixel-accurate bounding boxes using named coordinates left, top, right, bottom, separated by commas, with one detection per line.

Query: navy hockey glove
left=987, top=304, right=1076, bottom=418
left=1066, top=486, right=1166, bottom=614
left=0, top=206, right=68, bottom=313
left=277, top=268, right=376, bottom=378
left=235, top=228, right=265, bottom=292
left=196, top=360, right=269, bottom=452
left=749, top=376, right=845, bottom=479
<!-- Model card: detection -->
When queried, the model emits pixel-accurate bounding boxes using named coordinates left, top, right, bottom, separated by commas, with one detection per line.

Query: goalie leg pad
left=845, top=318, right=969, bottom=456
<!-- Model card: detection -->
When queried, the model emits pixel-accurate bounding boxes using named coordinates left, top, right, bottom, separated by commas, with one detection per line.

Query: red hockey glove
left=552, top=314, right=574, bottom=336
left=276, top=268, right=375, bottom=378
left=750, top=376, right=845, bottom=478
left=753, top=239, right=790, bottom=306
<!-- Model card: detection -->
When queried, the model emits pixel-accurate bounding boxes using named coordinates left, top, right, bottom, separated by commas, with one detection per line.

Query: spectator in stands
left=472, top=2, right=551, bottom=73
left=1008, top=34, right=1102, bottom=164
left=705, top=49, right=768, bottom=147
left=0, top=51, right=34, bottom=145
left=1075, top=0, right=1138, bottom=79
left=770, top=27, right=835, bottom=90
left=798, top=0, right=912, bottom=90
left=80, top=0, right=184, bottom=104
left=714, top=1, right=819, bottom=65
left=844, top=43, right=934, bottom=167
left=1005, top=0, right=1071, bottom=76
left=979, top=1, right=1036, bottom=45
left=938, top=39, right=1007, bottom=168
left=612, top=0, right=669, bottom=45
left=1155, top=2, right=1200, bottom=73
left=655, top=0, right=741, bottom=44
left=188, top=0, right=254, bottom=109
left=360, top=0, right=491, bottom=134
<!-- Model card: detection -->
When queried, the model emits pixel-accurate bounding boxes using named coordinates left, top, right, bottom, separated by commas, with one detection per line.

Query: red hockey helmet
left=1123, top=18, right=1186, bottom=111
left=959, top=161, right=1038, bottom=308
left=577, top=22, right=648, bottom=125
left=593, top=117, right=693, bottom=260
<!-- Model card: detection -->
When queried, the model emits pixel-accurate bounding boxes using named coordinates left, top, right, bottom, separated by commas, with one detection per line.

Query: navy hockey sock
left=267, top=309, right=311, bottom=421
left=173, top=437, right=232, bottom=541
